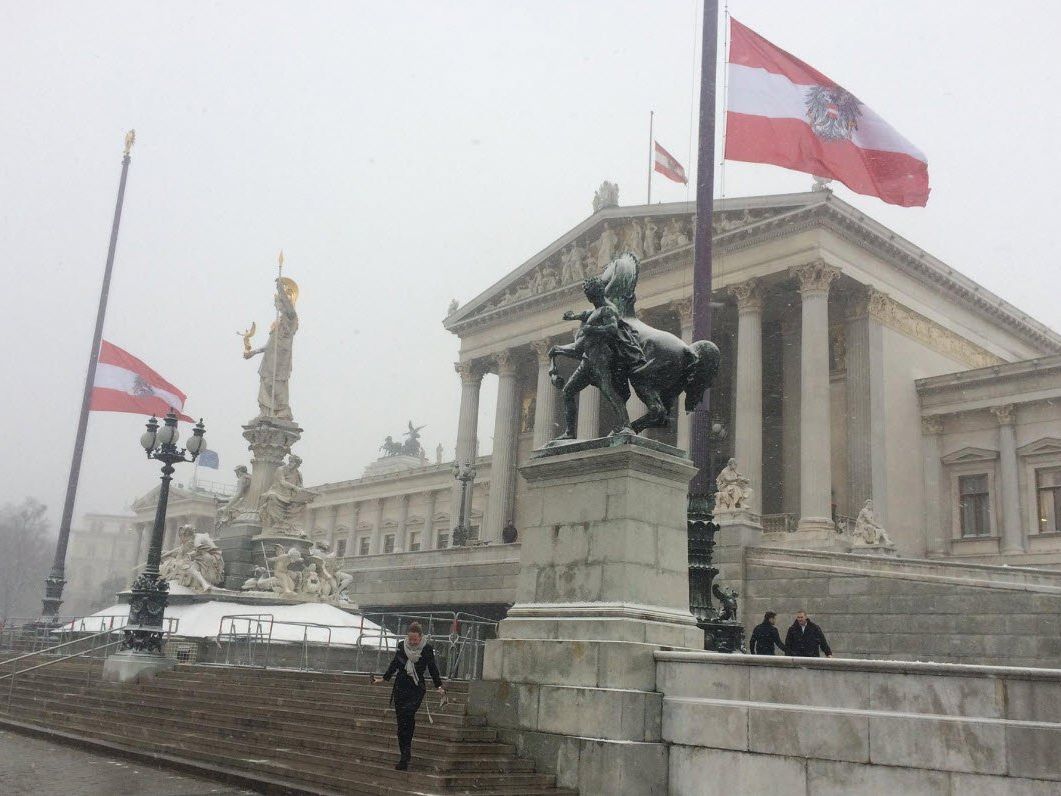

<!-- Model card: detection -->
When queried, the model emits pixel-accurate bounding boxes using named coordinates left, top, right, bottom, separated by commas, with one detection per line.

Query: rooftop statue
left=592, top=180, right=619, bottom=213
left=159, top=524, right=225, bottom=592
left=241, top=269, right=299, bottom=421
left=402, top=421, right=426, bottom=457
left=547, top=252, right=720, bottom=440
left=379, top=435, right=403, bottom=457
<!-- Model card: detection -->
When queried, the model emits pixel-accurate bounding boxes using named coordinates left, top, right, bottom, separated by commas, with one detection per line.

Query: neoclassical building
left=125, top=189, right=1061, bottom=614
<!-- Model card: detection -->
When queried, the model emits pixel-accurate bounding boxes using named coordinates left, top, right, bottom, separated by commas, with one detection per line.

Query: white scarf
left=403, top=637, right=427, bottom=685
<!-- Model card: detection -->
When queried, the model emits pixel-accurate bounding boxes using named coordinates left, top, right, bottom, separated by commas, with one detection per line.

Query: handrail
left=0, top=638, right=124, bottom=683
left=0, top=615, right=180, bottom=671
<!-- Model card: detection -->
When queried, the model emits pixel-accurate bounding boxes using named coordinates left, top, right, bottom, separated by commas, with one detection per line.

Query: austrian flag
left=725, top=18, right=929, bottom=207
left=653, top=142, right=688, bottom=185
left=91, top=340, right=193, bottom=421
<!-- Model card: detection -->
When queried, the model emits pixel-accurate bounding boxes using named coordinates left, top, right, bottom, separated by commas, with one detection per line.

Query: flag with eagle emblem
left=724, top=17, right=929, bottom=207
left=90, top=340, right=193, bottom=421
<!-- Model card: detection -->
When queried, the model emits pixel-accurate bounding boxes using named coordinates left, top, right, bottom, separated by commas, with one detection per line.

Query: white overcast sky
left=2, top=1, right=1059, bottom=524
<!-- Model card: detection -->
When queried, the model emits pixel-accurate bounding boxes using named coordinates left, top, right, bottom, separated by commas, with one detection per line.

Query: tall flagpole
left=41, top=130, right=136, bottom=619
left=689, top=3, right=718, bottom=500
left=646, top=110, right=655, bottom=204
left=687, top=0, right=719, bottom=627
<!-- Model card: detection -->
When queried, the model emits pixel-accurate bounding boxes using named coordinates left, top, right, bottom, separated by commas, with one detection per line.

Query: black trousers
left=393, top=687, right=425, bottom=758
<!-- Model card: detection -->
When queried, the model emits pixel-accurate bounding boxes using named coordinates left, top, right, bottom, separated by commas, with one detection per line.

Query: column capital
left=920, top=415, right=944, bottom=435
left=991, top=404, right=1016, bottom=426
left=530, top=339, right=553, bottom=366
left=731, top=278, right=763, bottom=312
left=494, top=349, right=518, bottom=376
left=791, top=261, right=841, bottom=296
left=673, top=297, right=693, bottom=327
left=455, top=359, right=486, bottom=384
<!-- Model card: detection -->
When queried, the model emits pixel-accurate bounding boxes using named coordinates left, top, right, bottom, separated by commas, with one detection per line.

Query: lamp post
left=451, top=461, right=476, bottom=547
left=688, top=420, right=728, bottom=628
left=121, top=410, right=206, bottom=655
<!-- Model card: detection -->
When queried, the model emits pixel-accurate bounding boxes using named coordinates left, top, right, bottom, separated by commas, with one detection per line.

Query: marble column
left=324, top=504, right=338, bottom=547
left=423, top=490, right=438, bottom=549
left=133, top=523, right=147, bottom=568
left=452, top=360, right=484, bottom=527
left=780, top=311, right=801, bottom=515
left=486, top=350, right=520, bottom=540
left=531, top=340, right=557, bottom=448
left=993, top=404, right=1025, bottom=554
left=344, top=504, right=357, bottom=556
left=675, top=298, right=694, bottom=453
left=396, top=494, right=410, bottom=552
left=732, top=279, right=763, bottom=512
left=577, top=387, right=601, bottom=440
left=793, top=262, right=840, bottom=534
left=371, top=498, right=385, bottom=554
left=920, top=416, right=946, bottom=556
left=846, top=288, right=889, bottom=519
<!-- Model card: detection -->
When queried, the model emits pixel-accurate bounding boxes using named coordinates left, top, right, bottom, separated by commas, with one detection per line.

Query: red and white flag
left=724, top=18, right=929, bottom=207
left=91, top=340, right=193, bottom=421
left=654, top=141, right=688, bottom=184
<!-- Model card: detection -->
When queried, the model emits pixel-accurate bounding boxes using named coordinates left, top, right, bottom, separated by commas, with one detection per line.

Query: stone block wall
left=340, top=543, right=520, bottom=615
left=657, top=651, right=1061, bottom=795
left=743, top=547, right=1061, bottom=668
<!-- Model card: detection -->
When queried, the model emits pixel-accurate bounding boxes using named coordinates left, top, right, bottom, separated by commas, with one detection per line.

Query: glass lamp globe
left=156, top=423, right=178, bottom=446
left=186, top=433, right=205, bottom=456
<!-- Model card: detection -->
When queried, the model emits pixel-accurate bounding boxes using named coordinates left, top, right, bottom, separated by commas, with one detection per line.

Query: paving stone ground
left=0, top=729, right=254, bottom=795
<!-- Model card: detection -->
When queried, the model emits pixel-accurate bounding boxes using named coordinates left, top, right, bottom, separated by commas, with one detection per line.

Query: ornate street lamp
left=450, top=461, right=476, bottom=547
left=688, top=420, right=728, bottom=629
left=121, top=410, right=206, bottom=655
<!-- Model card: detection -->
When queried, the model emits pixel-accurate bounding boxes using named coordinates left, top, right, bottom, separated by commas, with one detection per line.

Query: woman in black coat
left=372, top=621, right=445, bottom=770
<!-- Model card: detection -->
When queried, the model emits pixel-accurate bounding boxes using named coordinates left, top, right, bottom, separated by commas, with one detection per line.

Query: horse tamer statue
left=548, top=252, right=720, bottom=441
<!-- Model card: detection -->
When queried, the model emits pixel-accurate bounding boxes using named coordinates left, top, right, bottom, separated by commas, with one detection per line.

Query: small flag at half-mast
left=653, top=142, right=688, bottom=184
left=196, top=449, right=220, bottom=469
left=91, top=340, right=193, bottom=421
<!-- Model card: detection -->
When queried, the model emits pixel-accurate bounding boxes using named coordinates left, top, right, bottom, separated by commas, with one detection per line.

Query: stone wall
left=339, top=543, right=519, bottom=616
left=742, top=547, right=1061, bottom=668
left=657, top=650, right=1061, bottom=795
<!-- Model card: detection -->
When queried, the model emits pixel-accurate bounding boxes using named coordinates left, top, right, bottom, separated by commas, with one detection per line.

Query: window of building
left=358, top=536, right=370, bottom=556
left=467, top=525, right=480, bottom=541
left=1037, top=468, right=1061, bottom=534
left=437, top=531, right=450, bottom=549
left=383, top=534, right=396, bottom=554
left=409, top=531, right=422, bottom=552
left=958, top=474, right=991, bottom=537
left=335, top=539, right=347, bottom=557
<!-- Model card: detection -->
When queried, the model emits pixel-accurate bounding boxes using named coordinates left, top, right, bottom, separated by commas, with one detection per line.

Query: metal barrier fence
left=0, top=616, right=180, bottom=709
left=213, top=610, right=496, bottom=680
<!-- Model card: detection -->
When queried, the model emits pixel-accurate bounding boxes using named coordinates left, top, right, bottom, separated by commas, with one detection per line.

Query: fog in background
left=3, top=1, right=1059, bottom=525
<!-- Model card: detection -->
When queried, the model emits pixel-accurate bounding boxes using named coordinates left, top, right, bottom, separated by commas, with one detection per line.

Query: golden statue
left=123, top=129, right=136, bottom=156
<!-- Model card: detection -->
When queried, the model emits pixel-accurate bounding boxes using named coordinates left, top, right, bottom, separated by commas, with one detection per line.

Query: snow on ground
left=63, top=597, right=399, bottom=648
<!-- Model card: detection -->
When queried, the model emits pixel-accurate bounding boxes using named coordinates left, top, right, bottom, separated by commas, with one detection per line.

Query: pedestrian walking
left=749, top=611, right=787, bottom=655
left=372, top=621, right=446, bottom=770
left=784, top=610, right=833, bottom=658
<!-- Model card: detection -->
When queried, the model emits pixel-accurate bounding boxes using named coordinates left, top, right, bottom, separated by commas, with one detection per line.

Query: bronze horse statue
left=547, top=252, right=720, bottom=441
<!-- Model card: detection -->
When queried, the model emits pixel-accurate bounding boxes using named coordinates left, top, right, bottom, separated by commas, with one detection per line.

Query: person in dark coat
left=749, top=611, right=787, bottom=656
left=785, top=611, right=833, bottom=658
left=372, top=622, right=445, bottom=770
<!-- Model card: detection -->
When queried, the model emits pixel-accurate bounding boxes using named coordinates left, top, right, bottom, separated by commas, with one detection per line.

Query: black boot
left=395, top=742, right=410, bottom=770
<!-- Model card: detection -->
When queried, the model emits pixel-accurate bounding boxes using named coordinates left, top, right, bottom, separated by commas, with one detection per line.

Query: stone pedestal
left=469, top=435, right=702, bottom=795
left=849, top=542, right=898, bottom=557
left=216, top=415, right=303, bottom=590
left=712, top=509, right=763, bottom=619
left=101, top=651, right=177, bottom=683
left=761, top=525, right=851, bottom=553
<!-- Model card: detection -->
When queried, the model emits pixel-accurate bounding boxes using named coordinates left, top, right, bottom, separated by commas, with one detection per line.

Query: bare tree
left=0, top=498, right=53, bottom=620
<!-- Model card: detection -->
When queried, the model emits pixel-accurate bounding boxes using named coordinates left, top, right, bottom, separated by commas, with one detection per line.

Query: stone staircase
left=0, top=658, right=576, bottom=795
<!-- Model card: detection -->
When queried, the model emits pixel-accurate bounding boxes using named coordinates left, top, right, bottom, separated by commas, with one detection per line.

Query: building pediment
left=1018, top=437, right=1061, bottom=457
left=942, top=446, right=999, bottom=465
left=444, top=193, right=821, bottom=333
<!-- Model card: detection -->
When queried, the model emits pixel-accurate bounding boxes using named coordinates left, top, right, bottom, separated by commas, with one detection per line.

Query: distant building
left=63, top=512, right=136, bottom=615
